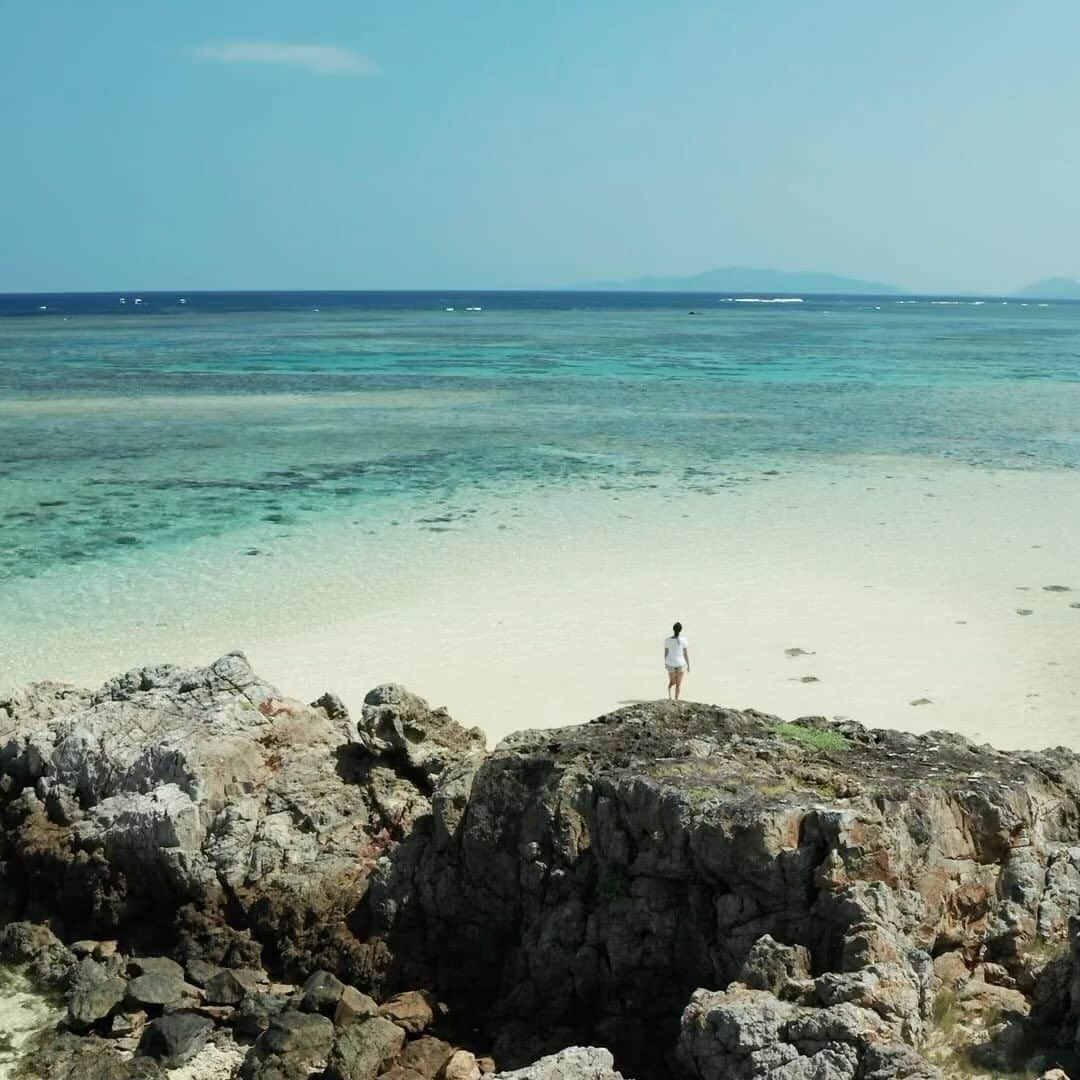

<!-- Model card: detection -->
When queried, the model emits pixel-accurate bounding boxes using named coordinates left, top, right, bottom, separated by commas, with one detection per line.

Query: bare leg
left=674, top=669, right=685, bottom=700
left=667, top=670, right=676, bottom=699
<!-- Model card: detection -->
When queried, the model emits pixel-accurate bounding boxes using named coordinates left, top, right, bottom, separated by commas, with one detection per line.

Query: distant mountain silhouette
left=1013, top=277, right=1080, bottom=300
left=581, top=266, right=901, bottom=294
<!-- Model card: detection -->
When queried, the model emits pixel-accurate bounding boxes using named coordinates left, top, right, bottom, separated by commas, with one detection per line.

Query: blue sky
left=2, top=1, right=1078, bottom=292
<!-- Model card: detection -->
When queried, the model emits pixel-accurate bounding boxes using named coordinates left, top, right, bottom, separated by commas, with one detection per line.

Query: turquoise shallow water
left=4, top=291, right=1080, bottom=1068
left=2, top=291, right=1080, bottom=586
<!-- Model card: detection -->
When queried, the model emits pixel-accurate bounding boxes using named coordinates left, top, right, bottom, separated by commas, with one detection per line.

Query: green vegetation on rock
left=771, top=722, right=852, bottom=753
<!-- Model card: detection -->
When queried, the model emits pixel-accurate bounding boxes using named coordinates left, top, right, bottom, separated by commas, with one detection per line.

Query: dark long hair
left=672, top=621, right=682, bottom=641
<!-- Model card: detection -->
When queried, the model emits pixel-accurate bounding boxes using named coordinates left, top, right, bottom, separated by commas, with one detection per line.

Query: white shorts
left=666, top=665, right=686, bottom=674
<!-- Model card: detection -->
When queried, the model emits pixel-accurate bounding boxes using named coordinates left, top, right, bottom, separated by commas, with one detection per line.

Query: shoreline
left=3, top=456, right=1080, bottom=751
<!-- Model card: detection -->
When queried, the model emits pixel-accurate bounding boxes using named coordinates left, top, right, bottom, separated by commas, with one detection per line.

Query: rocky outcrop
left=364, top=705, right=1080, bottom=1075
left=676, top=985, right=942, bottom=1079
left=0, top=653, right=484, bottom=987
left=356, top=684, right=487, bottom=790
left=5, top=655, right=1080, bottom=1077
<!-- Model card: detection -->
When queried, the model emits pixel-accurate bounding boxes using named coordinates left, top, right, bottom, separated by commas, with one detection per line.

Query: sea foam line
left=719, top=297, right=805, bottom=304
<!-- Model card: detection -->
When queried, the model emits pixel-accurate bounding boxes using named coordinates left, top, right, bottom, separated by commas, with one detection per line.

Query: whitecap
left=732, top=297, right=804, bottom=304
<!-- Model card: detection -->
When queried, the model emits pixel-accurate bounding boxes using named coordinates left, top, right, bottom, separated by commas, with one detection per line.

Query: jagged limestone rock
left=490, top=1047, right=623, bottom=1080
left=7, top=658, right=1080, bottom=1078
left=0, top=653, right=458, bottom=983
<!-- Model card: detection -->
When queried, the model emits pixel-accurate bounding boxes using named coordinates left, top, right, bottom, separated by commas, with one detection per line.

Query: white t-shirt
left=664, top=635, right=689, bottom=668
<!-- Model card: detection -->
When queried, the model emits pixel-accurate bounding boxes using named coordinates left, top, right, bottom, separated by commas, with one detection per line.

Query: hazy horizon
left=4, top=2, right=1080, bottom=294
left=3, top=270, right=1079, bottom=299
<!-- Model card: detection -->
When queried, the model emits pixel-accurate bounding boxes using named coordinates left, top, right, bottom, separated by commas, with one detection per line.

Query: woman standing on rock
left=664, top=622, right=690, bottom=700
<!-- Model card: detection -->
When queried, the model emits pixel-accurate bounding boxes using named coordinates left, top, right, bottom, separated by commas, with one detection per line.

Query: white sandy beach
left=4, top=457, right=1079, bottom=751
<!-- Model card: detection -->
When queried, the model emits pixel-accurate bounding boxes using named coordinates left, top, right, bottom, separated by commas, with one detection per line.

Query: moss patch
left=932, top=986, right=960, bottom=1034
left=683, top=786, right=720, bottom=806
left=771, top=723, right=852, bottom=753
left=757, top=782, right=790, bottom=796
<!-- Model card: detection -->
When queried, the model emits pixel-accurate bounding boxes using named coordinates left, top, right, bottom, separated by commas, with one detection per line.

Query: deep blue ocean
left=2, top=290, right=1079, bottom=584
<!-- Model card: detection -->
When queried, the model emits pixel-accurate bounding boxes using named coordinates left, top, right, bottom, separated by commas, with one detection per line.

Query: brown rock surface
left=401, top=1035, right=454, bottom=1077
left=442, top=1049, right=482, bottom=1080
left=378, top=989, right=437, bottom=1034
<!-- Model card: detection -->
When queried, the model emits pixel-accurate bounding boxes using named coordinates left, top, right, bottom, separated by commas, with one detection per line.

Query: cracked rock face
left=5, top=657, right=1080, bottom=1078
left=0, top=653, right=474, bottom=984
left=368, top=703, right=1080, bottom=1075
left=676, top=985, right=942, bottom=1079
left=356, top=684, right=487, bottom=790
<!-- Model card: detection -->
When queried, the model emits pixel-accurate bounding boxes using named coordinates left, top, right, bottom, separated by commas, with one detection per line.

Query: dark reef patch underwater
left=3, top=290, right=1080, bottom=582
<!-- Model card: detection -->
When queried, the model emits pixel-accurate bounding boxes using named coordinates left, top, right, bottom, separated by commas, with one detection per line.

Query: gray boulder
left=205, top=966, right=264, bottom=1005
left=334, top=984, right=380, bottom=1028
left=67, top=956, right=127, bottom=1029
left=127, top=956, right=185, bottom=981
left=325, top=1014, right=406, bottom=1079
left=240, top=1009, right=336, bottom=1079
left=138, top=1010, right=214, bottom=1067
left=125, top=970, right=196, bottom=1009
left=233, top=990, right=292, bottom=1038
left=491, top=1047, right=624, bottom=1079
left=300, top=969, right=346, bottom=1014
left=183, top=956, right=219, bottom=988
